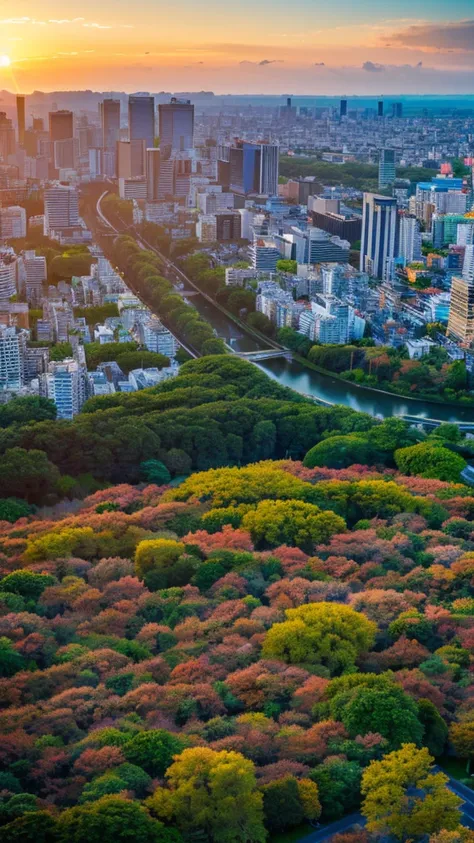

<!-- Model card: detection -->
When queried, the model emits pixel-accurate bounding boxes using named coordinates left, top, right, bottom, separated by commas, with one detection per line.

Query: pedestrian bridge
left=235, top=349, right=293, bottom=361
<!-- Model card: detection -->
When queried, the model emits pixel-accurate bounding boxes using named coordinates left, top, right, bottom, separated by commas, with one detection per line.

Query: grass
left=269, top=823, right=313, bottom=843
left=439, top=756, right=472, bottom=782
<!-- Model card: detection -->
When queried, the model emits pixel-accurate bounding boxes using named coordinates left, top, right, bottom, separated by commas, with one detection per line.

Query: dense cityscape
left=2, top=45, right=474, bottom=843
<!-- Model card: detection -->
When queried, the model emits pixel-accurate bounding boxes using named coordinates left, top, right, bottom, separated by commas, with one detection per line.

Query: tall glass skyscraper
left=158, top=98, right=194, bottom=156
left=128, top=94, right=155, bottom=150
left=360, top=193, right=397, bottom=281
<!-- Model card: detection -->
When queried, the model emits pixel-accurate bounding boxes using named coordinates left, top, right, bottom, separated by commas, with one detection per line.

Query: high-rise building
left=398, top=215, right=422, bottom=264
left=392, top=102, right=403, bottom=118
left=44, top=185, right=79, bottom=235
left=146, top=147, right=160, bottom=201
left=16, top=95, right=25, bottom=146
left=340, top=99, right=348, bottom=118
left=158, top=98, right=194, bottom=156
left=42, top=358, right=85, bottom=419
left=228, top=140, right=279, bottom=196
left=49, top=110, right=73, bottom=142
left=378, top=148, right=396, bottom=188
left=0, top=325, right=26, bottom=391
left=100, top=98, right=120, bottom=149
left=463, top=245, right=474, bottom=282
left=447, top=276, right=474, bottom=345
left=139, top=317, right=177, bottom=357
left=0, top=206, right=27, bottom=239
left=0, top=255, right=18, bottom=301
left=377, top=100, right=384, bottom=118
left=0, top=112, right=15, bottom=160
left=360, top=193, right=397, bottom=280
left=53, top=137, right=78, bottom=170
left=129, top=94, right=155, bottom=151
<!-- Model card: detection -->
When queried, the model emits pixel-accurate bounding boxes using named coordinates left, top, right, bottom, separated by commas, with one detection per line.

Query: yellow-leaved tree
left=146, top=746, right=266, bottom=843
left=361, top=744, right=462, bottom=839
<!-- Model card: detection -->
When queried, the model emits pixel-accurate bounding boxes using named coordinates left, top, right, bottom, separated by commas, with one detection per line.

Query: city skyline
left=0, top=2, right=474, bottom=93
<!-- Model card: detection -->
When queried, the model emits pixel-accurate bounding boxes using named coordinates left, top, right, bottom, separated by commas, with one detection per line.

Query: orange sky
left=1, top=3, right=474, bottom=93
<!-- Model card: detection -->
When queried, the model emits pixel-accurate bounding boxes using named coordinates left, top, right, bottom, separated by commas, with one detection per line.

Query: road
left=94, top=191, right=200, bottom=360
left=294, top=774, right=474, bottom=842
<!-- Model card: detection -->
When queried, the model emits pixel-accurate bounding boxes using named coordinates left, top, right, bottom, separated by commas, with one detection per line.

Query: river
left=189, top=293, right=474, bottom=423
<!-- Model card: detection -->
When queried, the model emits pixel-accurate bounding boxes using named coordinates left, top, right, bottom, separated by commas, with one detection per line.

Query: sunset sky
left=1, top=1, right=474, bottom=94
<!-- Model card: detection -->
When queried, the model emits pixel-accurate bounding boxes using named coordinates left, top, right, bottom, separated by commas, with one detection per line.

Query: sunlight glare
left=0, top=56, right=11, bottom=67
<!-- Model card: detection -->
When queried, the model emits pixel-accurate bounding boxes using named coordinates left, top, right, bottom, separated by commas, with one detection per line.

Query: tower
left=158, top=98, right=194, bottom=157
left=128, top=94, right=155, bottom=152
left=360, top=193, right=397, bottom=280
left=16, top=95, right=25, bottom=146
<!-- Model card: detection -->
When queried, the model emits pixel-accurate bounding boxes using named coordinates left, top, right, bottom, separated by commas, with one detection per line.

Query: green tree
left=0, top=448, right=61, bottom=504
left=0, top=570, right=55, bottom=602
left=303, top=434, right=375, bottom=470
left=261, top=776, right=305, bottom=831
left=310, top=759, right=361, bottom=821
left=139, top=460, right=172, bottom=486
left=0, top=637, right=25, bottom=677
left=262, top=602, right=376, bottom=673
left=0, top=811, right=59, bottom=843
left=124, top=730, right=186, bottom=776
left=0, top=498, right=33, bottom=523
left=242, top=499, right=346, bottom=551
left=57, top=795, right=177, bottom=843
left=276, top=259, right=297, bottom=274
left=394, top=442, right=466, bottom=482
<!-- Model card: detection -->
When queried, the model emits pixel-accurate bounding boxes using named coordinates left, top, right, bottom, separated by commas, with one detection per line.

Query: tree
left=0, top=396, right=56, bottom=427
left=261, top=775, right=305, bottom=831
left=0, top=498, right=33, bottom=523
left=276, top=259, right=297, bottom=274
left=0, top=448, right=61, bottom=504
left=310, top=758, right=362, bottom=821
left=0, top=570, right=55, bottom=602
left=450, top=720, right=474, bottom=773
left=303, top=435, right=375, bottom=470
left=147, top=747, right=266, bottom=843
left=394, top=443, right=466, bottom=483
left=242, top=499, right=346, bottom=551
left=262, top=603, right=376, bottom=673
left=361, top=744, right=462, bottom=839
left=134, top=539, right=197, bottom=589
left=139, top=460, right=171, bottom=485
left=57, top=796, right=177, bottom=843
left=0, top=811, right=59, bottom=843
left=0, top=637, right=25, bottom=677
left=123, top=730, right=186, bottom=777
left=328, top=675, right=424, bottom=751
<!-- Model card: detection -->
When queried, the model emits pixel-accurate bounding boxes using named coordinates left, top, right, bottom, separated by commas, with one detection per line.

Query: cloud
left=314, top=62, right=325, bottom=66
left=362, top=61, right=385, bottom=73
left=239, top=59, right=284, bottom=67
left=389, top=19, right=474, bottom=52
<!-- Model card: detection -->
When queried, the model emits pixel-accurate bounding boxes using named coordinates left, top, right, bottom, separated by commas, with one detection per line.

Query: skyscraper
left=44, top=185, right=79, bottom=235
left=146, top=147, right=160, bottom=201
left=340, top=99, right=348, bottom=118
left=128, top=94, right=155, bottom=151
left=398, top=215, right=422, bottom=264
left=392, top=102, right=403, bottom=118
left=16, top=95, right=25, bottom=146
left=0, top=325, right=26, bottom=392
left=100, top=98, right=121, bottom=149
left=49, top=110, right=73, bottom=142
left=158, top=98, right=194, bottom=156
left=360, top=193, right=397, bottom=280
left=228, top=140, right=279, bottom=196
left=463, top=245, right=474, bottom=282
left=0, top=113, right=15, bottom=159
left=378, top=148, right=396, bottom=188
left=448, top=276, right=474, bottom=345
left=377, top=100, right=384, bottom=118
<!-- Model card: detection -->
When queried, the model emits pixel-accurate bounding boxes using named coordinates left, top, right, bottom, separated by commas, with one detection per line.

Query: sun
left=0, top=56, right=11, bottom=67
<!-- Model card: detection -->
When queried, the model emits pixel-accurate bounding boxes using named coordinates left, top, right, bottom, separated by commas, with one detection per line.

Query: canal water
left=190, top=293, right=474, bottom=423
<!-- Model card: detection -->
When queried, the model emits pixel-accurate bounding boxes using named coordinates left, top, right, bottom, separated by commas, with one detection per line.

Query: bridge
left=235, top=349, right=293, bottom=362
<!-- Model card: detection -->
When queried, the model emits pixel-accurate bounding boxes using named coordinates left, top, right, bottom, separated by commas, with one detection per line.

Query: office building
left=129, top=94, right=155, bottom=152
left=309, top=197, right=362, bottom=242
left=279, top=176, right=323, bottom=204
left=159, top=98, right=194, bottom=156
left=378, top=100, right=384, bottom=118
left=378, top=148, right=396, bottom=188
left=49, top=110, right=73, bottom=143
left=398, top=215, right=422, bottom=264
left=340, top=99, right=348, bottom=118
left=250, top=238, right=282, bottom=271
left=24, top=250, right=47, bottom=305
left=139, top=317, right=177, bottom=358
left=0, top=255, right=18, bottom=301
left=0, top=325, right=26, bottom=391
left=53, top=137, right=78, bottom=170
left=100, top=98, right=120, bottom=149
left=227, top=140, right=279, bottom=196
left=118, top=177, right=147, bottom=200
left=392, top=102, right=403, bottom=118
left=448, top=276, right=474, bottom=345
left=463, top=245, right=474, bottom=282
left=146, top=147, right=161, bottom=201
left=116, top=139, right=146, bottom=178
left=0, top=112, right=15, bottom=160
left=360, top=193, right=397, bottom=280
left=16, top=95, right=25, bottom=146
left=42, top=358, right=85, bottom=419
left=44, top=185, right=79, bottom=235
left=0, top=206, right=26, bottom=239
